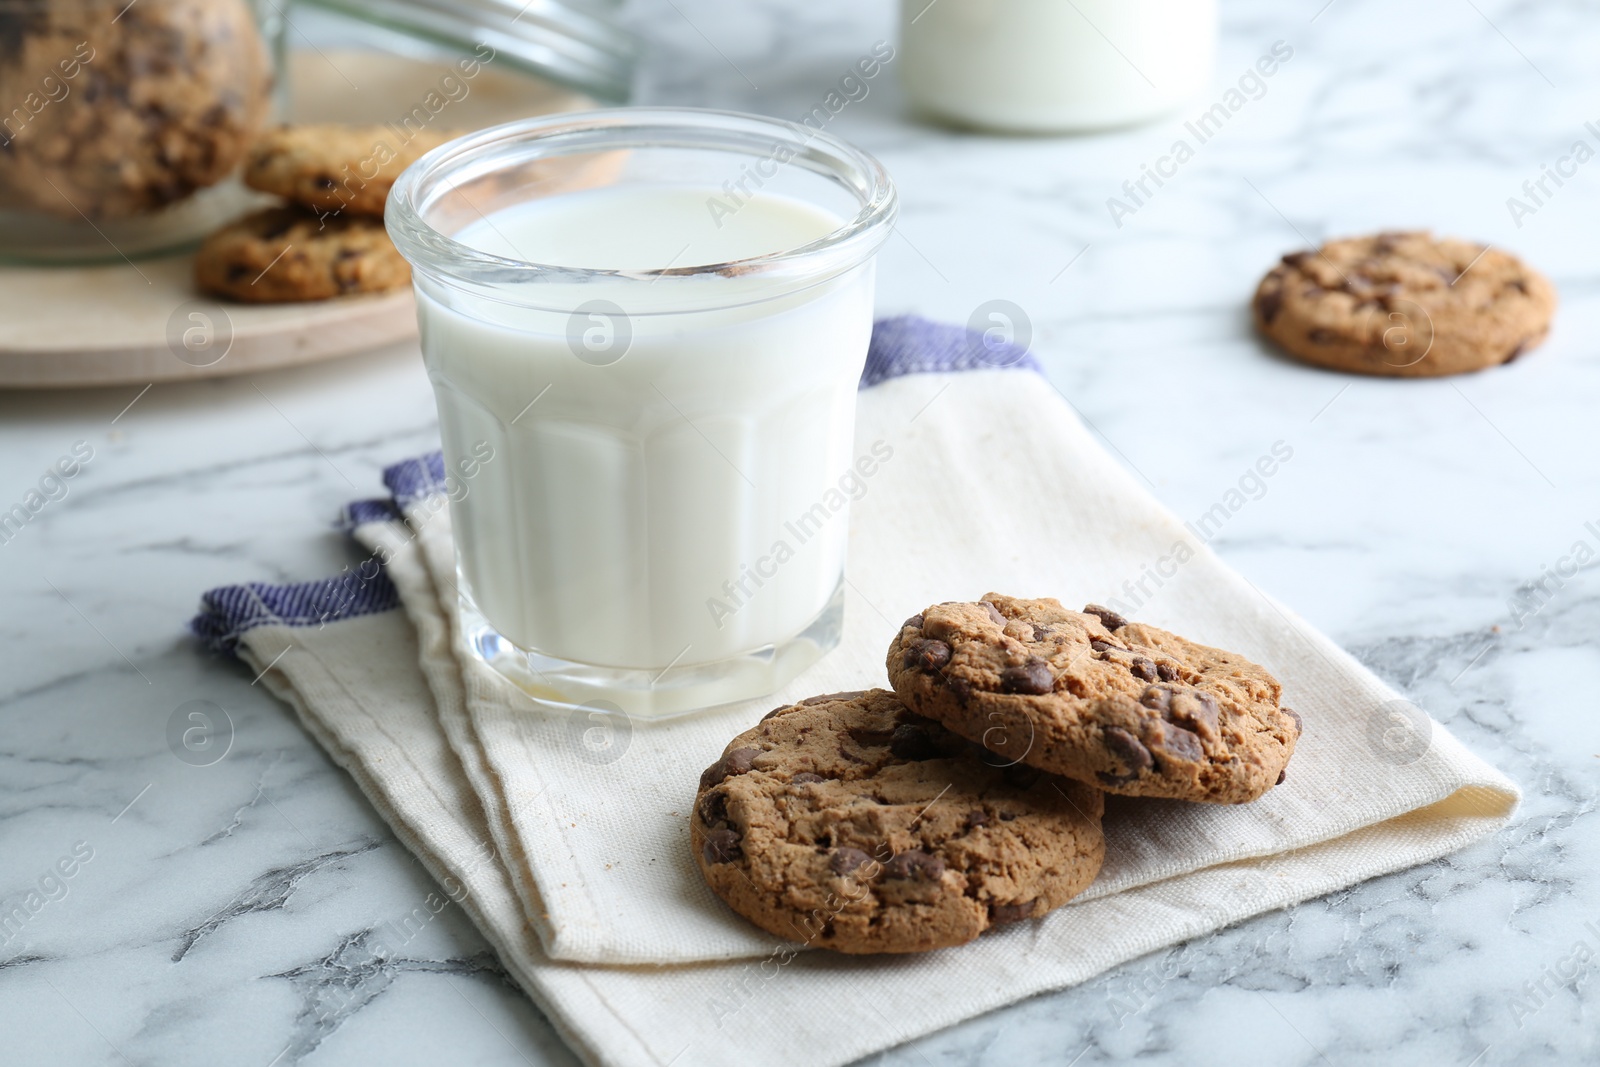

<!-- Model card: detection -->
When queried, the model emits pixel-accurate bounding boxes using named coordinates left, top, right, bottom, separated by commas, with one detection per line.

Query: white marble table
left=3, top=0, right=1596, bottom=1063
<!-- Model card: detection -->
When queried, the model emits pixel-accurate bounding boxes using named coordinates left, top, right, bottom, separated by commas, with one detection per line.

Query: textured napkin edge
left=347, top=516, right=562, bottom=953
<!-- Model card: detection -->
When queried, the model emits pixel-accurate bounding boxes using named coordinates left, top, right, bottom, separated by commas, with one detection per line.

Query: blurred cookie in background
left=1252, top=231, right=1555, bottom=377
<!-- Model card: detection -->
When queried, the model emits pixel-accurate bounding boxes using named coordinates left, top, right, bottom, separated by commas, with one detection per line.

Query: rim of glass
left=385, top=107, right=899, bottom=291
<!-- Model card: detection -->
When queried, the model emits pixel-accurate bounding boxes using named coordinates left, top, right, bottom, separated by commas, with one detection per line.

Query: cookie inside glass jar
left=0, top=0, right=273, bottom=221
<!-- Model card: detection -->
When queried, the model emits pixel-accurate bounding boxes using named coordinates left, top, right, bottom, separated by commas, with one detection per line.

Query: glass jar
left=900, top=0, right=1217, bottom=133
left=387, top=108, right=898, bottom=718
left=0, top=0, right=285, bottom=263
left=289, top=0, right=637, bottom=128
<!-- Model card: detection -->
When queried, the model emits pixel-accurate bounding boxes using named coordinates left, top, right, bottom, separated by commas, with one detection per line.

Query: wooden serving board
left=0, top=254, right=419, bottom=388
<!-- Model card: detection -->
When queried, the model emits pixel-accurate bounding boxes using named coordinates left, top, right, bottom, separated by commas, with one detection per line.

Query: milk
left=416, top=186, right=874, bottom=698
left=901, top=0, right=1217, bottom=133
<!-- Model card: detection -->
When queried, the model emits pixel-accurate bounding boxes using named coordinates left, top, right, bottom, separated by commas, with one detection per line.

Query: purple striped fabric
left=860, top=314, right=1040, bottom=387
left=192, top=572, right=401, bottom=655
left=381, top=452, right=450, bottom=510
left=340, top=498, right=402, bottom=530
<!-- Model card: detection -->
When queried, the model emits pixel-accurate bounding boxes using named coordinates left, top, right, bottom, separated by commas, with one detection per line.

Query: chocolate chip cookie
left=1252, top=231, right=1555, bottom=377
left=691, top=689, right=1104, bottom=955
left=887, top=596, right=1300, bottom=805
left=244, top=124, right=454, bottom=217
left=194, top=207, right=411, bottom=302
left=0, top=0, right=272, bottom=220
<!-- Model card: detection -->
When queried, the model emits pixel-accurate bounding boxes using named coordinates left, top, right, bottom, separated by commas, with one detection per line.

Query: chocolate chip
left=760, top=705, right=789, bottom=721
left=981, top=601, right=1006, bottom=626
left=1156, top=662, right=1178, bottom=682
left=884, top=850, right=945, bottom=882
left=1281, top=251, right=1314, bottom=270
left=828, top=847, right=873, bottom=876
left=801, top=690, right=867, bottom=706
left=1177, top=690, right=1221, bottom=738
left=1000, top=657, right=1054, bottom=695
left=1308, top=328, right=1340, bottom=343
left=1508, top=278, right=1528, bottom=294
left=1102, top=726, right=1153, bottom=776
left=889, top=723, right=941, bottom=761
left=724, top=747, right=759, bottom=776
left=697, top=760, right=727, bottom=791
left=1159, top=722, right=1204, bottom=762
left=1147, top=687, right=1220, bottom=741
left=1082, top=604, right=1128, bottom=631
left=1090, top=639, right=1112, bottom=653
left=1256, top=287, right=1283, bottom=324
left=846, top=727, right=895, bottom=748
left=1031, top=624, right=1052, bottom=641
left=1283, top=707, right=1303, bottom=735
left=697, top=789, right=728, bottom=826
left=988, top=900, right=1036, bottom=924
left=902, top=613, right=925, bottom=631
left=791, top=772, right=824, bottom=785
left=903, top=638, right=951, bottom=673
left=947, top=675, right=973, bottom=704
left=1130, top=657, right=1159, bottom=682
left=702, top=827, right=741, bottom=864
left=963, top=810, right=990, bottom=831
left=1276, top=769, right=1287, bottom=785
left=1140, top=686, right=1171, bottom=712
left=315, top=175, right=336, bottom=189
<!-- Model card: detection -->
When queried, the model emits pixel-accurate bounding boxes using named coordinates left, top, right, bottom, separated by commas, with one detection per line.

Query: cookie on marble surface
left=690, top=689, right=1104, bottom=955
left=887, top=595, right=1300, bottom=805
left=194, top=207, right=410, bottom=303
left=1252, top=231, right=1555, bottom=377
left=244, top=124, right=453, bottom=217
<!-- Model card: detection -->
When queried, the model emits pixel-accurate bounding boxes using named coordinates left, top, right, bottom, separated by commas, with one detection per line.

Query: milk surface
left=419, top=185, right=873, bottom=672
left=455, top=185, right=838, bottom=269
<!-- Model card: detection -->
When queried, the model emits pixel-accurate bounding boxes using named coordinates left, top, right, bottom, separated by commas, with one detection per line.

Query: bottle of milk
left=900, top=0, right=1217, bottom=133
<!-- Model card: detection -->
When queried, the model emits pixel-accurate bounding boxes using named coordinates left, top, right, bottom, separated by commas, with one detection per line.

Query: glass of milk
left=387, top=108, right=897, bottom=718
left=900, top=0, right=1217, bottom=133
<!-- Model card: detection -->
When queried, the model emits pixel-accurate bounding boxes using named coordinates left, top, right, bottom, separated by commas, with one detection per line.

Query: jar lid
left=300, top=0, right=638, bottom=104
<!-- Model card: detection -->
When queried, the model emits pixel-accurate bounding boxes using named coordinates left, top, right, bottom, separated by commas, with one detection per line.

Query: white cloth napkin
left=195, top=329, right=1518, bottom=1067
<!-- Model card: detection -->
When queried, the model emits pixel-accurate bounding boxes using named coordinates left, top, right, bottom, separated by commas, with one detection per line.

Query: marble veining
left=2, top=0, right=1597, bottom=1064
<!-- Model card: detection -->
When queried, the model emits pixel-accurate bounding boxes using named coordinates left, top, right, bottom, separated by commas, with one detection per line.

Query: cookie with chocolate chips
left=194, top=206, right=410, bottom=303
left=887, top=595, right=1300, bottom=805
left=244, top=124, right=455, bottom=217
left=1252, top=231, right=1555, bottom=377
left=690, top=689, right=1104, bottom=954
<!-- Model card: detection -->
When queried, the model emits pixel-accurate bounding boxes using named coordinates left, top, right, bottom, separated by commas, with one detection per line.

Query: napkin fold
left=194, top=317, right=1518, bottom=1067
